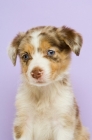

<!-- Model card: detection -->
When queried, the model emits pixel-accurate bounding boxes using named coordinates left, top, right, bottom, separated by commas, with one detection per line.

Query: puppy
left=8, top=26, right=90, bottom=140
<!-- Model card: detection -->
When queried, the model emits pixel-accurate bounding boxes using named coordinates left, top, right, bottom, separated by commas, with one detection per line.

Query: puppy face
left=8, top=26, right=83, bottom=86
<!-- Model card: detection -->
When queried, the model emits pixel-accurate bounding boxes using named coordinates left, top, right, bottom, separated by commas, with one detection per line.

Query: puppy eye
left=22, top=53, right=29, bottom=60
left=47, top=50, right=55, bottom=56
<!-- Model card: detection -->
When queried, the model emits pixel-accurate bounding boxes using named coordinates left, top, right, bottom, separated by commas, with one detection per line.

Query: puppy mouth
left=32, top=78, right=51, bottom=86
left=35, top=79, right=45, bottom=84
left=31, top=80, right=48, bottom=87
left=36, top=81, right=44, bottom=83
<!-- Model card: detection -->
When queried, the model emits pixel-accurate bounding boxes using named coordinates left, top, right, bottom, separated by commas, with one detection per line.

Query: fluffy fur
left=8, top=26, right=90, bottom=140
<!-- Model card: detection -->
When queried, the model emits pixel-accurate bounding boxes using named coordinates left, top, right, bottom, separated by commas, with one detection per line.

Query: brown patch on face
left=38, top=28, right=82, bottom=80
left=39, top=30, right=70, bottom=52
left=50, top=52, right=71, bottom=80
left=40, top=40, right=61, bottom=62
left=14, top=125, right=23, bottom=139
left=39, top=38, right=71, bottom=80
left=39, top=40, right=52, bottom=52
left=18, top=43, right=34, bottom=73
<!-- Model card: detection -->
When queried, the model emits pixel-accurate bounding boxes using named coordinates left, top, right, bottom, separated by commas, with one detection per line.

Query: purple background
left=0, top=0, right=92, bottom=139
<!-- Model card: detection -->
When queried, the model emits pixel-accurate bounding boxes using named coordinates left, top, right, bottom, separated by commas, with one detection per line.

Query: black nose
left=31, top=67, right=43, bottom=79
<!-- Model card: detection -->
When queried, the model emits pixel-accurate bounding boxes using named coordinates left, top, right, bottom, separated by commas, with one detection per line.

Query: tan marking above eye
left=39, top=40, right=59, bottom=54
left=38, top=40, right=63, bottom=63
left=18, top=43, right=35, bottom=56
left=39, top=40, right=52, bottom=53
left=18, top=44, right=34, bottom=73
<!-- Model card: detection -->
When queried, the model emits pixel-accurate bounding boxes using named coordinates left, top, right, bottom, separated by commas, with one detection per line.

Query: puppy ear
left=57, top=26, right=83, bottom=56
left=8, top=33, right=25, bottom=66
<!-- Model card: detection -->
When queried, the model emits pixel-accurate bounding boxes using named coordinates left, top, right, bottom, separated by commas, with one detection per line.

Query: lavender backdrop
left=0, top=0, right=92, bottom=139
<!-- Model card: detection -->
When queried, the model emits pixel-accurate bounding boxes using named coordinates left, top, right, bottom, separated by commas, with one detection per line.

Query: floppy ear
left=8, top=33, right=25, bottom=66
left=57, top=26, right=83, bottom=56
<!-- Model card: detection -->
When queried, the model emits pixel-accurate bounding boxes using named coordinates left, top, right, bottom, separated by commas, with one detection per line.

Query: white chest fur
left=14, top=81, right=75, bottom=140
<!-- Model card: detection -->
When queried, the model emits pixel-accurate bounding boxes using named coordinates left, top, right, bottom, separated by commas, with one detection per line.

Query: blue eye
left=47, top=50, right=55, bottom=56
left=22, top=53, right=29, bottom=60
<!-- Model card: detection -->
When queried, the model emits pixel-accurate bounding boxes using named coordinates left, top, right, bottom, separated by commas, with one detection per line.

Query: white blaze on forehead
left=26, top=30, right=51, bottom=85
left=30, top=31, right=41, bottom=49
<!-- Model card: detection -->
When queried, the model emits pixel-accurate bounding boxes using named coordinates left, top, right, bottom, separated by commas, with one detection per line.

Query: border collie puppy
left=8, top=26, right=90, bottom=140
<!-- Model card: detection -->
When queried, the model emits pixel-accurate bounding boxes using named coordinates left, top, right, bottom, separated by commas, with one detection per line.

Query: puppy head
left=8, top=26, right=83, bottom=86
